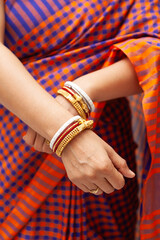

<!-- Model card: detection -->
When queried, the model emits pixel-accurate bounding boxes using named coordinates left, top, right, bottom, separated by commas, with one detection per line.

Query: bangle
left=49, top=115, right=81, bottom=149
left=53, top=121, right=79, bottom=152
left=64, top=81, right=95, bottom=112
left=62, top=86, right=90, bottom=118
left=57, top=89, right=87, bottom=119
left=56, top=118, right=94, bottom=157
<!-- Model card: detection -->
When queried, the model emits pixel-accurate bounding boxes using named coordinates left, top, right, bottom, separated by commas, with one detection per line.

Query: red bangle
left=53, top=121, right=79, bottom=152
left=62, top=86, right=75, bottom=96
left=52, top=122, right=74, bottom=151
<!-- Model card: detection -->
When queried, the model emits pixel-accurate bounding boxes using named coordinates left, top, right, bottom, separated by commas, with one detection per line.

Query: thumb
left=104, top=143, right=135, bottom=178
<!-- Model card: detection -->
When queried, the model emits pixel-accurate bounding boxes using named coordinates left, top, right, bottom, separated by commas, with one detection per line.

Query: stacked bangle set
left=48, top=81, right=95, bottom=157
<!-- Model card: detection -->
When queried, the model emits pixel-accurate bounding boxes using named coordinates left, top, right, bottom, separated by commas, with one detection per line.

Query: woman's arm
left=0, top=43, right=133, bottom=194
left=0, top=43, right=75, bottom=140
left=1, top=4, right=135, bottom=195
left=0, top=4, right=74, bottom=141
left=74, top=58, right=143, bottom=102
left=56, top=58, right=142, bottom=116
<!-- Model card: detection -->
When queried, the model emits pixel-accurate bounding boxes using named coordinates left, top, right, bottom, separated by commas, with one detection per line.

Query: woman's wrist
left=56, top=95, right=78, bottom=116
left=73, top=58, right=142, bottom=103
left=73, top=76, right=96, bottom=102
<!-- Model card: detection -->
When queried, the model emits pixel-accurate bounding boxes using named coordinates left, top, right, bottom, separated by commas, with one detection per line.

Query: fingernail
left=128, top=170, right=135, bottom=177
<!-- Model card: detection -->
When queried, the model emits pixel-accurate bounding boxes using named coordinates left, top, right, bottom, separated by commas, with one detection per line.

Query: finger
left=104, top=143, right=135, bottom=178
left=103, top=159, right=125, bottom=190
left=23, top=127, right=36, bottom=145
left=42, top=140, right=53, bottom=154
left=94, top=178, right=114, bottom=194
left=73, top=183, right=90, bottom=193
left=33, top=134, right=45, bottom=152
left=83, top=182, right=103, bottom=195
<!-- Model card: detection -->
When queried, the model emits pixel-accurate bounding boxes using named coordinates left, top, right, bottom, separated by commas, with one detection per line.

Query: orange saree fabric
left=115, top=36, right=160, bottom=239
left=0, top=0, right=159, bottom=239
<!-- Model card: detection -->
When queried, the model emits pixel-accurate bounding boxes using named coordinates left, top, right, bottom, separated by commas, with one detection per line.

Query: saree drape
left=0, top=0, right=159, bottom=239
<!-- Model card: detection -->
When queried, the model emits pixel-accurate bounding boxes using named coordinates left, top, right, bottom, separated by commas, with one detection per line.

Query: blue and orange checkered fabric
left=0, top=0, right=159, bottom=239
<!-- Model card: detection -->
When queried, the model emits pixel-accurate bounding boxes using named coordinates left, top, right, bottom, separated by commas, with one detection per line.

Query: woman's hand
left=23, top=127, right=135, bottom=195
left=23, top=127, right=52, bottom=154
left=61, top=129, right=135, bottom=195
left=23, top=92, right=135, bottom=195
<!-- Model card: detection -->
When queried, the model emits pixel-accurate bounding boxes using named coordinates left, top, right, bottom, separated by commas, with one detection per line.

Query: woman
left=0, top=0, right=159, bottom=239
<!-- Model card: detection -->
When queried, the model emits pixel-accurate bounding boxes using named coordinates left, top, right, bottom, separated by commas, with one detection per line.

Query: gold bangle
left=57, top=89, right=87, bottom=119
left=62, top=86, right=90, bottom=117
left=56, top=119, right=94, bottom=157
left=73, top=93, right=90, bottom=116
left=52, top=121, right=78, bottom=152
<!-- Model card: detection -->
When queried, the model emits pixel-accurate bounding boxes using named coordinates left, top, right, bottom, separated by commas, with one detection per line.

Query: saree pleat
left=0, top=0, right=159, bottom=239
left=114, top=36, right=160, bottom=239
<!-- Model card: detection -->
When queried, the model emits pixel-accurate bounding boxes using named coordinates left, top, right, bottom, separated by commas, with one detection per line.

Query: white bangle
left=64, top=81, right=95, bottom=112
left=49, top=115, right=81, bottom=150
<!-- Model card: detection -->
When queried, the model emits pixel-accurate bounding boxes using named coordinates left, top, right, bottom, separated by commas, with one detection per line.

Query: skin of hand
left=61, top=129, right=135, bottom=194
left=23, top=127, right=53, bottom=154
left=23, top=94, right=135, bottom=195
left=24, top=123, right=135, bottom=195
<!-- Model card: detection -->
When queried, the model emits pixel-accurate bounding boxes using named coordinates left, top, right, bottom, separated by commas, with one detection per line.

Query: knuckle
left=97, top=160, right=110, bottom=172
left=86, top=170, right=96, bottom=179
left=119, top=160, right=127, bottom=169
left=103, top=163, right=112, bottom=173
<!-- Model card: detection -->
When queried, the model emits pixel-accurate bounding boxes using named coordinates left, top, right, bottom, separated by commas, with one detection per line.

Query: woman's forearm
left=0, top=43, right=73, bottom=140
left=55, top=58, right=142, bottom=119
left=74, top=58, right=142, bottom=102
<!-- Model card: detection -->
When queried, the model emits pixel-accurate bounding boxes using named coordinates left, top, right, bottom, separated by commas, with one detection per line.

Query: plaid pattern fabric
left=0, top=0, right=159, bottom=239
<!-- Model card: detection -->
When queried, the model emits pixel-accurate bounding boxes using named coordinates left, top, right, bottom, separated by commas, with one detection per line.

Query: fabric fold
left=0, top=155, right=65, bottom=239
left=113, top=37, right=160, bottom=239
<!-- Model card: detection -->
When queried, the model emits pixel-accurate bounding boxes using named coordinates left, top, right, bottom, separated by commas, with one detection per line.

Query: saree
left=0, top=0, right=159, bottom=239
